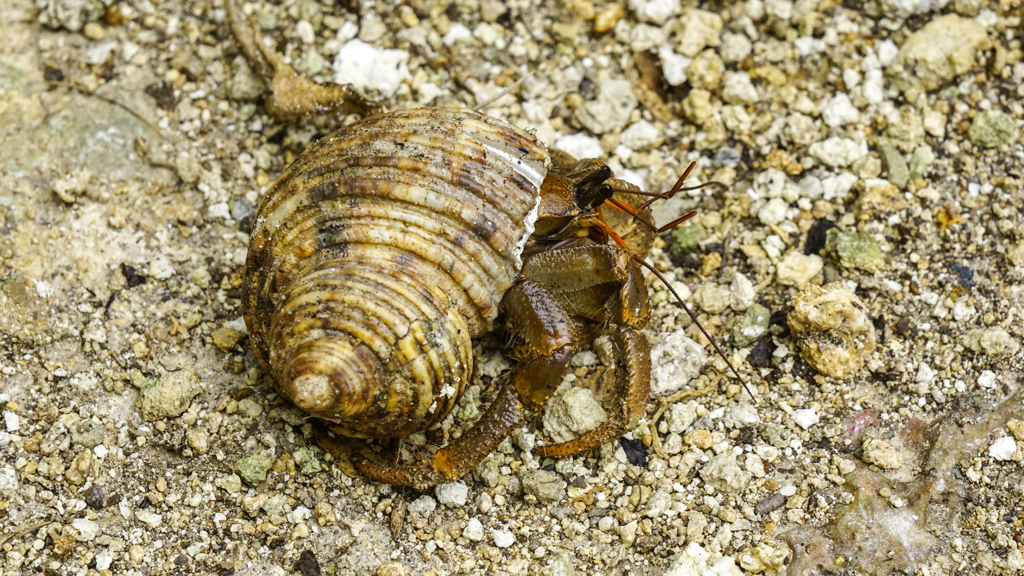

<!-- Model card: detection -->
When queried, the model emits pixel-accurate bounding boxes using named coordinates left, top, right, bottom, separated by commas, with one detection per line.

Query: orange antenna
left=594, top=163, right=758, bottom=403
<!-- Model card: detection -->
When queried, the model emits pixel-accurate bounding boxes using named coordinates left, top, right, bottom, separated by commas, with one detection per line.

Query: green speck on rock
left=731, top=303, right=770, bottom=348
left=908, top=145, right=935, bottom=179
left=877, top=142, right=909, bottom=189
left=233, top=454, right=273, bottom=484
left=968, top=111, right=1019, bottom=149
left=825, top=229, right=883, bottom=273
left=669, top=223, right=706, bottom=255
left=292, top=448, right=321, bottom=475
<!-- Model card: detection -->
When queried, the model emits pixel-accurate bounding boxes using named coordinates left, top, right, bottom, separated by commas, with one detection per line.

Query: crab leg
left=535, top=326, right=651, bottom=458
left=352, top=280, right=573, bottom=489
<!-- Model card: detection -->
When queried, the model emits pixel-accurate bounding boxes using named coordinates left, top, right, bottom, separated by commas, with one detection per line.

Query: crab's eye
left=590, top=185, right=614, bottom=208
left=574, top=166, right=614, bottom=209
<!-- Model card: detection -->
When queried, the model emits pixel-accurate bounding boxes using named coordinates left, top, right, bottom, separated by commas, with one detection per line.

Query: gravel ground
left=2, top=0, right=1024, bottom=574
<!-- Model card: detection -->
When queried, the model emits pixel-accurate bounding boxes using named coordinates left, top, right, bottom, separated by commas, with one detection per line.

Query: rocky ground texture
left=2, top=0, right=1024, bottom=574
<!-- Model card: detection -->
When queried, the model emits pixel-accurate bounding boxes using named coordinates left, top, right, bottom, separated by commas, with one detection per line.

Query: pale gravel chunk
left=791, top=409, right=819, bottom=430
left=862, top=439, right=903, bottom=470
left=435, top=482, right=469, bottom=506
left=542, top=382, right=608, bottom=443
left=787, top=282, right=877, bottom=378
left=649, top=330, right=708, bottom=397
left=332, top=39, right=410, bottom=96
left=887, top=15, right=992, bottom=99
left=988, top=437, right=1016, bottom=461
left=491, top=529, right=516, bottom=548
left=775, top=253, right=823, bottom=287
left=675, top=10, right=723, bottom=57
left=463, top=518, right=485, bottom=541
left=808, top=137, right=868, bottom=167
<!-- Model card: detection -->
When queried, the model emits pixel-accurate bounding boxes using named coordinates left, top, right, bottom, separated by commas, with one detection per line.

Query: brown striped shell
left=242, top=108, right=550, bottom=439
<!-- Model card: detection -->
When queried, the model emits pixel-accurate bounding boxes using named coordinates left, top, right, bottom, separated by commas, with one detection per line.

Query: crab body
left=243, top=107, right=658, bottom=488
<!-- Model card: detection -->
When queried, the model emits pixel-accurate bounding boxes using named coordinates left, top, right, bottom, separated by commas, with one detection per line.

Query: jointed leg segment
left=352, top=280, right=574, bottom=489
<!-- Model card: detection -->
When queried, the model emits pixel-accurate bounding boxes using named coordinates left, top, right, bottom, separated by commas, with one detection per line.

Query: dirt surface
left=2, top=0, right=1024, bottom=575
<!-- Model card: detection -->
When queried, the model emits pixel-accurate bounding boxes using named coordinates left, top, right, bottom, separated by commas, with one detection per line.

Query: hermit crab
left=242, top=107, right=746, bottom=489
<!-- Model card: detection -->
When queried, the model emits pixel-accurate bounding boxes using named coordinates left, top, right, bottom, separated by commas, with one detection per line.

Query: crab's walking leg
left=534, top=326, right=651, bottom=458
left=520, top=244, right=653, bottom=458
left=352, top=280, right=573, bottom=489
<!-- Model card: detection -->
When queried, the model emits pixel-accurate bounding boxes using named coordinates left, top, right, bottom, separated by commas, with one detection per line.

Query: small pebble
left=464, top=518, right=485, bottom=541
left=791, top=409, right=819, bottom=430
left=491, top=529, right=516, bottom=548
left=435, top=482, right=469, bottom=506
left=862, top=439, right=903, bottom=470
left=988, top=437, right=1017, bottom=461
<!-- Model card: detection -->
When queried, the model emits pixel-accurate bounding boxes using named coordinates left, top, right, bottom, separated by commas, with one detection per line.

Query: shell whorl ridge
left=243, top=108, right=550, bottom=438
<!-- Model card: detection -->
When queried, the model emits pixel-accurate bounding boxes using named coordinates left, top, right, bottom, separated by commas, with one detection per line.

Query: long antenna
left=632, top=249, right=758, bottom=403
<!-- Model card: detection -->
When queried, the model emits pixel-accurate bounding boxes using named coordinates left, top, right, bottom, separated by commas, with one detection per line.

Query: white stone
left=620, top=120, right=661, bottom=150
left=554, top=133, right=604, bottom=160
left=436, top=482, right=469, bottom=506
left=570, top=350, right=598, bottom=367
left=665, top=542, right=743, bottom=576
left=722, top=105, right=752, bottom=134
left=821, top=172, right=858, bottom=201
left=791, top=409, right=818, bottom=430
left=333, top=39, right=411, bottom=97
left=757, top=197, right=789, bottom=226
left=765, top=0, right=793, bottom=19
left=978, top=370, right=997, bottom=388
left=722, top=72, right=759, bottom=105
left=443, top=23, right=472, bottom=46
left=136, top=511, right=162, bottom=528
left=72, top=518, right=100, bottom=542
left=753, top=168, right=788, bottom=199
left=719, top=33, right=752, bottom=63
left=3, top=411, right=19, bottom=432
left=542, top=381, right=608, bottom=443
left=923, top=109, right=946, bottom=138
left=94, top=551, right=112, bottom=570
left=464, top=518, right=485, bottom=541
left=630, top=0, right=681, bottom=23
left=148, top=256, right=176, bottom=280
left=576, top=79, right=638, bottom=134
left=842, top=69, right=861, bottom=89
left=877, top=40, right=899, bottom=66
left=408, top=495, right=436, bottom=516
left=492, top=529, right=516, bottom=548
left=730, top=273, right=756, bottom=312
left=989, top=437, right=1017, bottom=461
left=862, top=69, right=884, bottom=104
left=659, top=47, right=692, bottom=86
left=676, top=10, right=723, bottom=57
left=775, top=253, right=823, bottom=287
left=822, top=93, right=860, bottom=128
left=630, top=23, right=670, bottom=53
left=809, top=137, right=868, bottom=168
left=650, top=330, right=708, bottom=396
left=296, top=20, right=315, bottom=44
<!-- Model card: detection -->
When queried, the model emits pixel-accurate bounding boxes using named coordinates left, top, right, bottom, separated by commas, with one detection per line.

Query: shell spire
left=243, top=108, right=550, bottom=438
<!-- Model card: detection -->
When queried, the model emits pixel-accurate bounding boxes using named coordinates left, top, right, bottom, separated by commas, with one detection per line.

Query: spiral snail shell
left=243, top=107, right=549, bottom=439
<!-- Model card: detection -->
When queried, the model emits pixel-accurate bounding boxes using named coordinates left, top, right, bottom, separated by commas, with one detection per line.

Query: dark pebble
left=294, top=550, right=321, bottom=576
left=120, top=263, right=146, bottom=288
left=746, top=338, right=775, bottom=368
left=619, top=437, right=648, bottom=467
left=804, top=219, right=836, bottom=256
left=144, top=81, right=177, bottom=111
left=84, top=484, right=107, bottom=509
